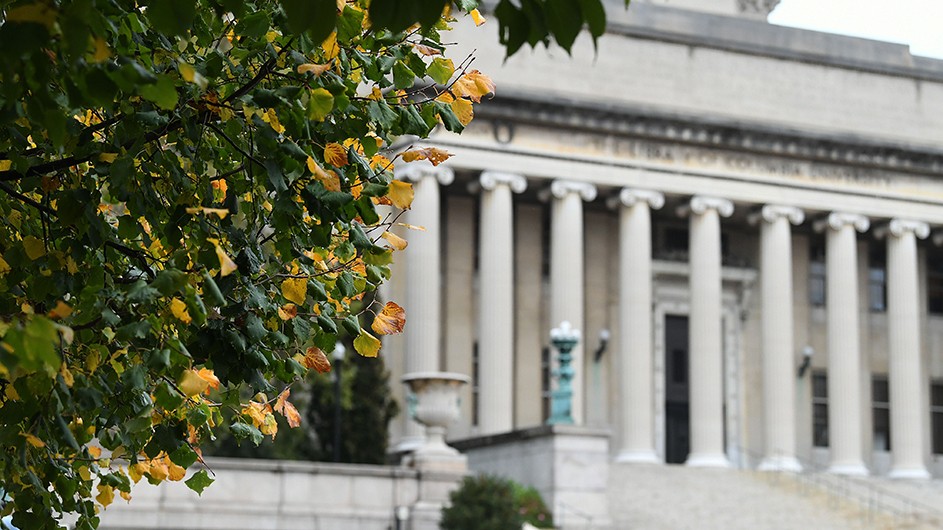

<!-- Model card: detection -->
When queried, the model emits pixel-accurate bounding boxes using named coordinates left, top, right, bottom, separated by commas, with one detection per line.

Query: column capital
left=609, top=188, right=665, bottom=210
left=761, top=204, right=804, bottom=225
left=479, top=171, right=527, bottom=193
left=814, top=212, right=869, bottom=233
left=396, top=163, right=455, bottom=186
left=889, top=218, right=930, bottom=239
left=549, top=180, right=597, bottom=202
left=687, top=196, right=734, bottom=217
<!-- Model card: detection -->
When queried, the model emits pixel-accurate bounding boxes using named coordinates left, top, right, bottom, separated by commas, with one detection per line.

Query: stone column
left=549, top=180, right=597, bottom=425
left=820, top=212, right=870, bottom=476
left=685, top=196, right=733, bottom=468
left=756, top=205, right=805, bottom=472
left=397, top=163, right=454, bottom=449
left=476, top=171, right=527, bottom=434
left=612, top=188, right=664, bottom=463
left=886, top=219, right=931, bottom=479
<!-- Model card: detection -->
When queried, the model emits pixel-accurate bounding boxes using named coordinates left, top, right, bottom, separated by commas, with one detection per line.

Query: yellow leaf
left=451, top=70, right=495, bottom=103
left=298, top=63, right=331, bottom=76
left=129, top=462, right=148, bottom=483
left=277, top=303, right=298, bottom=320
left=120, top=490, right=132, bottom=502
left=48, top=300, right=72, bottom=319
left=261, top=412, right=278, bottom=437
left=179, top=369, right=209, bottom=397
left=0, top=255, right=9, bottom=276
left=60, top=363, right=74, bottom=387
left=20, top=432, right=45, bottom=448
left=98, top=152, right=118, bottom=163
left=281, top=277, right=308, bottom=305
left=372, top=301, right=406, bottom=335
left=450, top=97, right=474, bottom=126
left=401, top=147, right=451, bottom=166
left=178, top=62, right=208, bottom=89
left=380, top=231, right=408, bottom=251
left=322, top=32, right=339, bottom=60
left=274, top=388, right=302, bottom=428
left=261, top=108, right=286, bottom=134
left=87, top=445, right=102, bottom=459
left=353, top=330, right=381, bottom=358
left=185, top=207, right=229, bottom=219
left=170, top=298, right=192, bottom=324
left=79, top=466, right=91, bottom=481
left=413, top=43, right=442, bottom=56
left=148, top=459, right=169, bottom=481
left=166, top=458, right=186, bottom=481
left=23, top=235, right=45, bottom=260
left=470, top=8, right=486, bottom=26
left=0, top=160, right=11, bottom=171
left=302, top=346, right=332, bottom=373
left=91, top=37, right=111, bottom=62
left=387, top=180, right=414, bottom=209
left=208, top=239, right=238, bottom=277
left=307, top=156, right=342, bottom=191
left=96, top=485, right=115, bottom=507
left=369, top=154, right=392, bottom=171
left=324, top=143, right=348, bottom=167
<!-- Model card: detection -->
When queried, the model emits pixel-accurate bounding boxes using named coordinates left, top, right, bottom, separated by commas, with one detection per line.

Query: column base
left=828, top=462, right=869, bottom=476
left=685, top=452, right=730, bottom=468
left=758, top=455, right=802, bottom=473
left=615, top=450, right=661, bottom=464
left=888, top=466, right=931, bottom=480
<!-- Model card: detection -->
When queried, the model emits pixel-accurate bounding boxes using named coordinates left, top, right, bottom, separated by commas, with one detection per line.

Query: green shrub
left=441, top=474, right=553, bottom=530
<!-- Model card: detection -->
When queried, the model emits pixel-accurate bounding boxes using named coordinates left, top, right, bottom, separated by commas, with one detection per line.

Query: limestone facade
left=384, top=1, right=943, bottom=478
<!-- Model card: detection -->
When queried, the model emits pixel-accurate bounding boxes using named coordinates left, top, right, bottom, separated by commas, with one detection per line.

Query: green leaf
left=230, top=422, right=264, bottom=446
left=235, top=12, right=271, bottom=39
left=427, top=58, right=454, bottom=85
left=578, top=0, right=607, bottom=39
left=139, top=75, right=179, bottom=110
left=280, top=0, right=338, bottom=42
left=185, top=470, right=215, bottom=495
left=145, top=0, right=196, bottom=37
left=307, top=88, right=335, bottom=121
left=544, top=0, right=582, bottom=52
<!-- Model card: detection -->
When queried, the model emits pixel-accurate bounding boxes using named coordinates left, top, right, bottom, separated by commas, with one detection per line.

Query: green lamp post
left=547, top=321, right=580, bottom=425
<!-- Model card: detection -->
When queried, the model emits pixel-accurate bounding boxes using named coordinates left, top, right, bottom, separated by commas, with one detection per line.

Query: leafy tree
left=0, top=0, right=622, bottom=527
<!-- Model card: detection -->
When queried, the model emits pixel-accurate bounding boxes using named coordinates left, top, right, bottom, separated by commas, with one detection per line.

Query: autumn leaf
left=470, top=8, right=486, bottom=26
left=48, top=300, right=73, bottom=319
left=307, top=156, right=342, bottom=191
left=353, top=330, right=381, bottom=357
left=321, top=31, right=340, bottom=60
left=170, top=298, right=192, bottom=324
left=298, top=63, right=331, bottom=76
left=185, top=207, right=229, bottom=219
left=96, top=485, right=115, bottom=507
left=281, top=278, right=307, bottom=305
left=451, top=70, right=495, bottom=103
left=401, top=147, right=451, bottom=166
left=91, top=37, right=111, bottom=62
left=207, top=238, right=238, bottom=276
left=179, top=369, right=210, bottom=397
left=387, top=180, right=414, bottom=209
left=0, top=255, right=10, bottom=276
left=274, top=388, right=302, bottom=428
left=370, top=154, right=392, bottom=171
left=302, top=346, right=331, bottom=373
left=196, top=368, right=220, bottom=393
left=98, top=152, right=118, bottom=163
left=261, top=108, right=285, bottom=134
left=20, top=432, right=45, bottom=448
left=450, top=98, right=474, bottom=126
left=277, top=303, right=298, bottom=320
left=324, top=142, right=348, bottom=167
left=371, top=301, right=406, bottom=335
left=380, top=231, right=407, bottom=250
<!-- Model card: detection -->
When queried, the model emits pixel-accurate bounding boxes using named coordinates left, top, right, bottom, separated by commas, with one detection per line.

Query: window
left=812, top=372, right=828, bottom=447
left=810, top=243, right=826, bottom=307
left=873, top=377, right=890, bottom=451
left=869, top=246, right=886, bottom=312
left=932, top=382, right=943, bottom=454
left=929, top=249, right=943, bottom=314
left=541, top=347, right=552, bottom=422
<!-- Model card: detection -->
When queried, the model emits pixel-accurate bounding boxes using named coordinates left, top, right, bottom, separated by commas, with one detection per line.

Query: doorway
left=665, top=315, right=690, bottom=464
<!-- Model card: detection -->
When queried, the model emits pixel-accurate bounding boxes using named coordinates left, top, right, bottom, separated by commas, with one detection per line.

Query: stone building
left=382, top=0, right=943, bottom=479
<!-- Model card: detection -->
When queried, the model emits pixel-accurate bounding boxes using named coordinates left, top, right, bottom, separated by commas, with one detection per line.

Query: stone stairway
left=607, top=463, right=931, bottom=530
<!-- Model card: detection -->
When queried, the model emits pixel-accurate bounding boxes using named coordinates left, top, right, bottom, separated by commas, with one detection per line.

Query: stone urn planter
left=402, top=371, right=470, bottom=471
